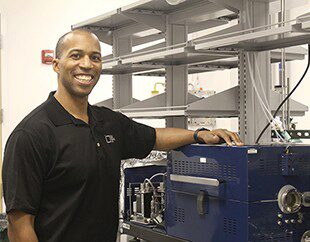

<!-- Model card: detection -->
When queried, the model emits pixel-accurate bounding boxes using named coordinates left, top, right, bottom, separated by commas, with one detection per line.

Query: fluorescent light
left=166, top=0, right=186, bottom=5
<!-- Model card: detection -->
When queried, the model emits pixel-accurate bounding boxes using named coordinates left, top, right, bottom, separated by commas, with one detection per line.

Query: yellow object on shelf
left=151, top=82, right=165, bottom=96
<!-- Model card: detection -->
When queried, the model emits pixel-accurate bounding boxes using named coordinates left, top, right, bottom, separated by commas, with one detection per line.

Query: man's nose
left=79, top=56, right=93, bottom=69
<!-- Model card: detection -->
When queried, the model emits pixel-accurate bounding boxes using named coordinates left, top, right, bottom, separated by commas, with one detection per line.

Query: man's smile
left=74, top=74, right=94, bottom=85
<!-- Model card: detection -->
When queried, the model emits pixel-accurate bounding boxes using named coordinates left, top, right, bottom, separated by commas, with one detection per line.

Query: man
left=3, top=29, right=242, bottom=242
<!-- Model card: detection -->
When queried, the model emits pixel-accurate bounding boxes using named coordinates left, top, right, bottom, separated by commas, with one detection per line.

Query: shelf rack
left=72, top=0, right=310, bottom=143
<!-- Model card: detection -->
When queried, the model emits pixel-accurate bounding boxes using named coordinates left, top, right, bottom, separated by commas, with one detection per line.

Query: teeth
left=75, top=75, right=92, bottom=82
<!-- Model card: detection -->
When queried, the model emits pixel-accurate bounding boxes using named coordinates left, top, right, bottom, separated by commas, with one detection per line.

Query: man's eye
left=92, top=55, right=102, bottom=62
left=71, top=54, right=80, bottom=59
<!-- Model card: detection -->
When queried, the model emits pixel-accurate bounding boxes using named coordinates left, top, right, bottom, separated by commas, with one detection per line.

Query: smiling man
left=2, top=29, right=242, bottom=242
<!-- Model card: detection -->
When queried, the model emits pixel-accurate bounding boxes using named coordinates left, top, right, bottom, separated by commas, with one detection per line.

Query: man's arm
left=154, top=128, right=243, bottom=151
left=7, top=210, right=38, bottom=242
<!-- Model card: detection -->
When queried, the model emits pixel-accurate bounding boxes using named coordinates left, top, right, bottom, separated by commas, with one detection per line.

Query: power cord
left=255, top=44, right=310, bottom=144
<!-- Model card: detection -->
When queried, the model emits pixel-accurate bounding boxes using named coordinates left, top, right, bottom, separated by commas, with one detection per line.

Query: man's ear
left=52, top=58, right=60, bottom=74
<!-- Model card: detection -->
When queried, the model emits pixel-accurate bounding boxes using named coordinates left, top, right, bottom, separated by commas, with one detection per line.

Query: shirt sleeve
left=118, top=113, right=156, bottom=159
left=2, top=129, right=48, bottom=215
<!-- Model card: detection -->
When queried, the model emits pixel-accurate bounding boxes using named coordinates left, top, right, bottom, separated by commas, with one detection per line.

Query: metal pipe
left=286, top=77, right=291, bottom=128
left=280, top=0, right=287, bottom=128
left=281, top=49, right=286, bottom=127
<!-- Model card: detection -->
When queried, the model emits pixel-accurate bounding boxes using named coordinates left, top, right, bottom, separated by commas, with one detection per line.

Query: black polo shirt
left=2, top=92, right=156, bottom=242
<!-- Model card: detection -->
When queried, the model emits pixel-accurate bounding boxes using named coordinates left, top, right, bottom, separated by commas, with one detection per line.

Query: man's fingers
left=201, top=129, right=244, bottom=146
left=225, top=131, right=238, bottom=145
left=210, top=134, right=220, bottom=143
left=223, top=131, right=244, bottom=146
left=214, top=130, right=232, bottom=146
left=230, top=132, right=243, bottom=145
left=210, top=129, right=244, bottom=146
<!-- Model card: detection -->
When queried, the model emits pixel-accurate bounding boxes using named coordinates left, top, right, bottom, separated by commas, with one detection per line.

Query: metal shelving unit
left=72, top=0, right=310, bottom=143
left=72, top=2, right=310, bottom=241
left=102, top=46, right=306, bottom=76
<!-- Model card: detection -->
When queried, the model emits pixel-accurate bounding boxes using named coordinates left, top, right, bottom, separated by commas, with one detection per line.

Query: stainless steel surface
left=277, top=185, right=303, bottom=214
left=301, top=230, right=310, bottom=242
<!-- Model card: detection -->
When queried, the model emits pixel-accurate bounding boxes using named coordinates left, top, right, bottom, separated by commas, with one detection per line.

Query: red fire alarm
left=41, top=50, right=54, bottom=65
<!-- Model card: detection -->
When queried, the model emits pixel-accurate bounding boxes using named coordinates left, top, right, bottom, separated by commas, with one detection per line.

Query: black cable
left=255, top=44, right=310, bottom=144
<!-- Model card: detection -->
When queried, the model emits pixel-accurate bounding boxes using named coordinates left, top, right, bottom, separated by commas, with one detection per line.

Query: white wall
left=0, top=0, right=137, bottom=145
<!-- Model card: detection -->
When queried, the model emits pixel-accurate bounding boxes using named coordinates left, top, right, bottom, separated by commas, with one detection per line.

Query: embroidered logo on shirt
left=105, top=135, right=116, bottom=144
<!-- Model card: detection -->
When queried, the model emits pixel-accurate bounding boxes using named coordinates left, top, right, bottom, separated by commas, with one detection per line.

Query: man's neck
left=54, top=89, right=89, bottom=124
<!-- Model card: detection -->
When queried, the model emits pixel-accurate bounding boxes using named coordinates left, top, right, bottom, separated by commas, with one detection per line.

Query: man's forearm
left=8, top=224, right=39, bottom=242
left=7, top=210, right=38, bottom=242
left=154, top=128, right=195, bottom=151
left=154, top=127, right=243, bottom=151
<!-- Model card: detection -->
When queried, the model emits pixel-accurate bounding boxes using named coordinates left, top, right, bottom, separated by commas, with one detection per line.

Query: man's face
left=53, top=31, right=102, bottom=98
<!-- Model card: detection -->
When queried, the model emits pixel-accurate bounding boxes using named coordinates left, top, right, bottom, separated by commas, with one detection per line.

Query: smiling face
left=53, top=30, right=102, bottom=99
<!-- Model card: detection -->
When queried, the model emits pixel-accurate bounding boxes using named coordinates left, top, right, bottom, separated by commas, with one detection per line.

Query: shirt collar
left=45, top=91, right=104, bottom=126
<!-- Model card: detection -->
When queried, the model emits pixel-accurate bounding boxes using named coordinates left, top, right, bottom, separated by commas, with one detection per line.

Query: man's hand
left=198, top=129, right=243, bottom=146
left=154, top=128, right=243, bottom=151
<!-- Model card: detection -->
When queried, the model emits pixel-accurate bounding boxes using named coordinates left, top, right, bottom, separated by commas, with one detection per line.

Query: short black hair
left=55, top=29, right=96, bottom=59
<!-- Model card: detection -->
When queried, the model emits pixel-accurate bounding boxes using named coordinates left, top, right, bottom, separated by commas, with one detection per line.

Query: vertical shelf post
left=239, top=0, right=272, bottom=144
left=165, top=22, right=188, bottom=129
left=112, top=35, right=133, bottom=109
